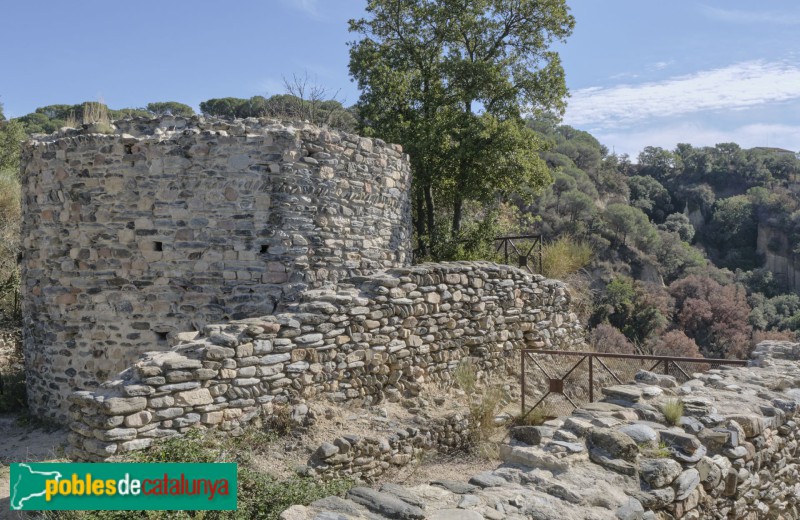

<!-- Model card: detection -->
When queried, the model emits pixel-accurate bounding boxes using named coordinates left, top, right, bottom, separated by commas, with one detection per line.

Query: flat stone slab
left=428, top=509, right=483, bottom=520
left=430, top=480, right=478, bottom=495
left=468, top=472, right=508, bottom=488
left=618, top=423, right=659, bottom=445
left=347, top=487, right=426, bottom=519
left=601, top=385, right=642, bottom=402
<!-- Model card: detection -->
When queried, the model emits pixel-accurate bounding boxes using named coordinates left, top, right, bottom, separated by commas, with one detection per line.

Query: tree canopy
left=147, top=102, right=195, bottom=117
left=348, top=0, right=574, bottom=256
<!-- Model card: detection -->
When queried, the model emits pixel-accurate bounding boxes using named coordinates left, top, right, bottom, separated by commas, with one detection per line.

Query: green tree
left=655, top=230, right=705, bottom=282
left=602, top=203, right=658, bottom=250
left=711, top=195, right=757, bottom=268
left=147, top=101, right=196, bottom=116
left=637, top=146, right=682, bottom=184
left=0, top=118, right=25, bottom=173
left=551, top=173, right=576, bottom=213
left=348, top=0, right=574, bottom=254
left=627, top=175, right=672, bottom=222
left=199, top=97, right=251, bottom=118
left=659, top=213, right=695, bottom=242
left=592, top=277, right=671, bottom=346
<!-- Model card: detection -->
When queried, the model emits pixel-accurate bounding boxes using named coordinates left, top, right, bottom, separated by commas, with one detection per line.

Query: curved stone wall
left=19, top=117, right=411, bottom=420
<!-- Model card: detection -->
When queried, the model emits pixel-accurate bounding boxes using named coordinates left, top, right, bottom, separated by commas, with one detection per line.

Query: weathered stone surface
left=590, top=428, right=639, bottom=462
left=602, top=385, right=642, bottom=402
left=380, top=483, right=427, bottom=509
left=347, top=487, right=425, bottom=519
left=429, top=510, right=482, bottom=520
left=510, top=425, right=553, bottom=446
left=174, top=388, right=213, bottom=407
left=639, top=458, right=683, bottom=488
left=672, top=469, right=700, bottom=500
left=618, top=423, right=659, bottom=445
left=283, top=342, right=800, bottom=520
left=430, top=480, right=478, bottom=495
left=615, top=497, right=645, bottom=520
left=635, top=370, right=679, bottom=389
left=102, top=397, right=147, bottom=415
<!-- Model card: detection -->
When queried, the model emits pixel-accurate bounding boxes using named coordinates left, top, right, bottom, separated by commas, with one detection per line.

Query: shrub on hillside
left=669, top=275, right=752, bottom=359
left=645, top=330, right=702, bottom=358
left=589, top=323, right=636, bottom=354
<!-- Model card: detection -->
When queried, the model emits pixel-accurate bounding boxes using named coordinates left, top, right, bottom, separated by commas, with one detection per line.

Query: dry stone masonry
left=305, top=411, right=474, bottom=482
left=66, top=261, right=583, bottom=459
left=19, top=117, right=412, bottom=420
left=286, top=341, right=800, bottom=519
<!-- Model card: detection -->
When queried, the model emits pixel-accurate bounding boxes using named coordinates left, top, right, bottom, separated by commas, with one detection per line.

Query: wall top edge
left=23, top=116, right=404, bottom=154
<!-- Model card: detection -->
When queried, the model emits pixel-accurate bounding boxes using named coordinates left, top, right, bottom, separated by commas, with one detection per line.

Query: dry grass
left=63, top=111, right=78, bottom=128
left=541, top=235, right=593, bottom=280
left=82, top=101, right=113, bottom=133
left=661, top=399, right=684, bottom=426
left=511, top=406, right=550, bottom=427
left=453, top=358, right=478, bottom=394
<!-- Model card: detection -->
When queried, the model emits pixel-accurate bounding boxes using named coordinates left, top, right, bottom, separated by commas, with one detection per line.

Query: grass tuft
left=452, top=358, right=478, bottom=395
left=661, top=399, right=684, bottom=426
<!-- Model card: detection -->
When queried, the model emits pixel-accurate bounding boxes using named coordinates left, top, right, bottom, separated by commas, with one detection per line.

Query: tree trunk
left=424, top=185, right=436, bottom=249
left=452, top=195, right=463, bottom=236
left=414, top=190, right=428, bottom=257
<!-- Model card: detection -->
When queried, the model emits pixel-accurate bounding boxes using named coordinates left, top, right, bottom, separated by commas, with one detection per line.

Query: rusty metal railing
left=520, top=349, right=749, bottom=419
left=495, top=235, right=542, bottom=274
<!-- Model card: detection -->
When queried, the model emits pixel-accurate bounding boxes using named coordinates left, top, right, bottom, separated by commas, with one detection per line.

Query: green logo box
left=10, top=463, right=237, bottom=511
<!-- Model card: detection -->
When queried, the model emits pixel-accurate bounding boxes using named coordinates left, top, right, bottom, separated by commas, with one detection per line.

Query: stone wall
left=306, top=411, right=473, bottom=482
left=19, top=117, right=411, bottom=421
left=289, top=340, right=800, bottom=519
left=65, top=262, right=584, bottom=460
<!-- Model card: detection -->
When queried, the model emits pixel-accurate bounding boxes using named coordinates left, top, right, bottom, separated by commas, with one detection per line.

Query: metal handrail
left=520, top=349, right=748, bottom=419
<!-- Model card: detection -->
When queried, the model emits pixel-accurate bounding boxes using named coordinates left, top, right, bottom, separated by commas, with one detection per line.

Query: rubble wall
left=66, top=262, right=584, bottom=459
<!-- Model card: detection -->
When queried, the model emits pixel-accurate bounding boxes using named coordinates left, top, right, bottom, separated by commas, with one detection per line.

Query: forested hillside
left=519, top=119, right=800, bottom=359
left=1, top=99, right=798, bottom=361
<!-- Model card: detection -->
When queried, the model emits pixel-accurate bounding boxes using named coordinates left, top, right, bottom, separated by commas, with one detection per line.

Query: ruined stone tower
left=19, top=117, right=411, bottom=420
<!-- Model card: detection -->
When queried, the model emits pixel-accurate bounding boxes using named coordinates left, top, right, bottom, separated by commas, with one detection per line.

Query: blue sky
left=1, top=0, right=798, bottom=157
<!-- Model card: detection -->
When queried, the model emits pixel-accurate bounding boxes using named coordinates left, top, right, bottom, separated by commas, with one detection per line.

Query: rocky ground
left=284, top=341, right=800, bottom=519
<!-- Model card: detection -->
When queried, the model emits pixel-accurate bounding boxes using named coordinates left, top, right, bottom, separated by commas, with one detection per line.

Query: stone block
left=103, top=397, right=147, bottom=415
left=174, top=388, right=213, bottom=407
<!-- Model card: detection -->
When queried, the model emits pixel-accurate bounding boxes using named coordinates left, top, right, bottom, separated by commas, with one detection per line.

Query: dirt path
left=0, top=414, right=67, bottom=519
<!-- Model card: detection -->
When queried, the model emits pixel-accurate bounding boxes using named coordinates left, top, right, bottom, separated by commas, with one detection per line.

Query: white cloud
left=701, top=5, right=800, bottom=25
left=595, top=123, right=800, bottom=159
left=565, top=60, right=800, bottom=128
left=650, top=60, right=674, bottom=71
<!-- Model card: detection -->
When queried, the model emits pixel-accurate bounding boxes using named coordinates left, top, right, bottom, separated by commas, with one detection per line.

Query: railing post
left=589, top=354, right=594, bottom=403
left=664, top=359, right=670, bottom=376
left=537, top=238, right=543, bottom=274
left=504, top=239, right=509, bottom=265
left=520, top=349, right=526, bottom=416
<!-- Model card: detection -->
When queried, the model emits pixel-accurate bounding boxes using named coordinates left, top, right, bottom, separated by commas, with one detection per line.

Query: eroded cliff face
left=757, top=224, right=800, bottom=293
